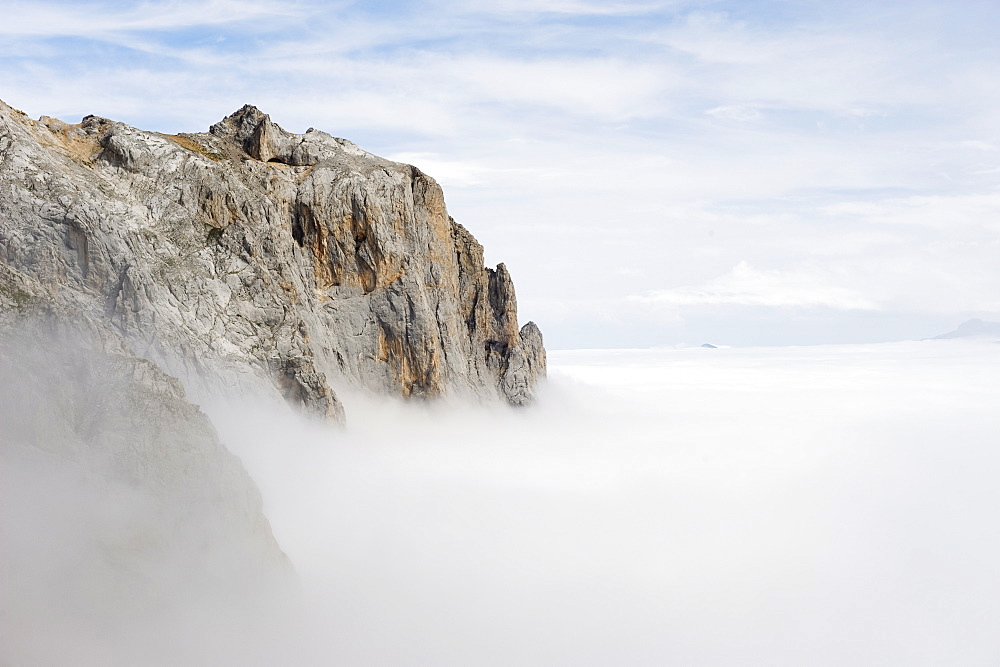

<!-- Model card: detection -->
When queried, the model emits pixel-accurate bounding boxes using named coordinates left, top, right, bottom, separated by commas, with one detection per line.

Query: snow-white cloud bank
left=5, top=339, right=999, bottom=664
left=210, top=340, right=1000, bottom=665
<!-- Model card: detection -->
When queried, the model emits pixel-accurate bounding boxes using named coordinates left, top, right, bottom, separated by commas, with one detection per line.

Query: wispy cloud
left=434, top=0, right=686, bottom=16
left=631, top=262, right=881, bottom=310
left=823, top=192, right=1000, bottom=232
left=705, top=103, right=761, bottom=122
left=0, top=0, right=304, bottom=37
left=384, top=152, right=536, bottom=187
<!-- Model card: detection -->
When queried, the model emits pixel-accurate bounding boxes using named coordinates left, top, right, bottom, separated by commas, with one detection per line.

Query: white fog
left=4, top=337, right=1000, bottom=664
left=205, top=339, right=1000, bottom=665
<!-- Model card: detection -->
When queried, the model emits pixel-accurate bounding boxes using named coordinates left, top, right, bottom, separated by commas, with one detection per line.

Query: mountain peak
left=0, top=102, right=546, bottom=419
left=933, top=318, right=1000, bottom=340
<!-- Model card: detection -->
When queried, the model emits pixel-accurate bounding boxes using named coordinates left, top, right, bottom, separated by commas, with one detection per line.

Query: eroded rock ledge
left=0, top=101, right=546, bottom=420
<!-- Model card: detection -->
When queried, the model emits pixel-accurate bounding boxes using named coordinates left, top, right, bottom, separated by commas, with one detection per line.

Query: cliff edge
left=0, top=101, right=545, bottom=419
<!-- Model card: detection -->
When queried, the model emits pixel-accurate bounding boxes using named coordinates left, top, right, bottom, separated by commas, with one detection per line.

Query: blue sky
left=3, top=0, right=999, bottom=347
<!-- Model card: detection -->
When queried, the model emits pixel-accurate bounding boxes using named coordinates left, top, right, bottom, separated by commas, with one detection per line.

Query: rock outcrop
left=0, top=100, right=545, bottom=420
left=0, top=99, right=547, bottom=662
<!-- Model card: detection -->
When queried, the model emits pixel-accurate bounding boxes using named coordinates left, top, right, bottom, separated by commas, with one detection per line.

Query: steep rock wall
left=0, top=101, right=545, bottom=419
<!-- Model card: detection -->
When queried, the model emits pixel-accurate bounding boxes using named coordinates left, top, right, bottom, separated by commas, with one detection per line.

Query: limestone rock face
left=0, top=100, right=545, bottom=419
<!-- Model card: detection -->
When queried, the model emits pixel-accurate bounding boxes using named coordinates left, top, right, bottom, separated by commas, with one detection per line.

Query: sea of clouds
left=5, top=339, right=1000, bottom=665
left=212, top=339, right=1000, bottom=665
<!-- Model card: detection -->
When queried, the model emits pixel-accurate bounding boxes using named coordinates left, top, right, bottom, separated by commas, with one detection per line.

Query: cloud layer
left=215, top=340, right=1000, bottom=665
left=6, top=336, right=1000, bottom=664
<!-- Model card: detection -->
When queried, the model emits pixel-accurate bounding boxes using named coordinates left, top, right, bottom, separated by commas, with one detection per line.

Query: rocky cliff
left=0, top=100, right=545, bottom=420
left=0, top=100, right=546, bottom=663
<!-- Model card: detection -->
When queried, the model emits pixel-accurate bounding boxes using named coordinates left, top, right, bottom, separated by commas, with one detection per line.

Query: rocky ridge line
left=0, top=101, right=546, bottom=420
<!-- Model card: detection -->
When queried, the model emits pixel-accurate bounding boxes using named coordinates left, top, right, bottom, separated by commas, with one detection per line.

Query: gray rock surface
left=0, top=100, right=545, bottom=420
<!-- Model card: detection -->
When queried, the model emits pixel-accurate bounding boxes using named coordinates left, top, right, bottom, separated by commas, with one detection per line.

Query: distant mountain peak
left=933, top=318, right=1000, bottom=339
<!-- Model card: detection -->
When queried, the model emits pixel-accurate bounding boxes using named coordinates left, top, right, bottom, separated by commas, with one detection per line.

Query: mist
left=4, top=331, right=999, bottom=664
left=0, top=325, right=293, bottom=666
left=204, top=339, right=1000, bottom=665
